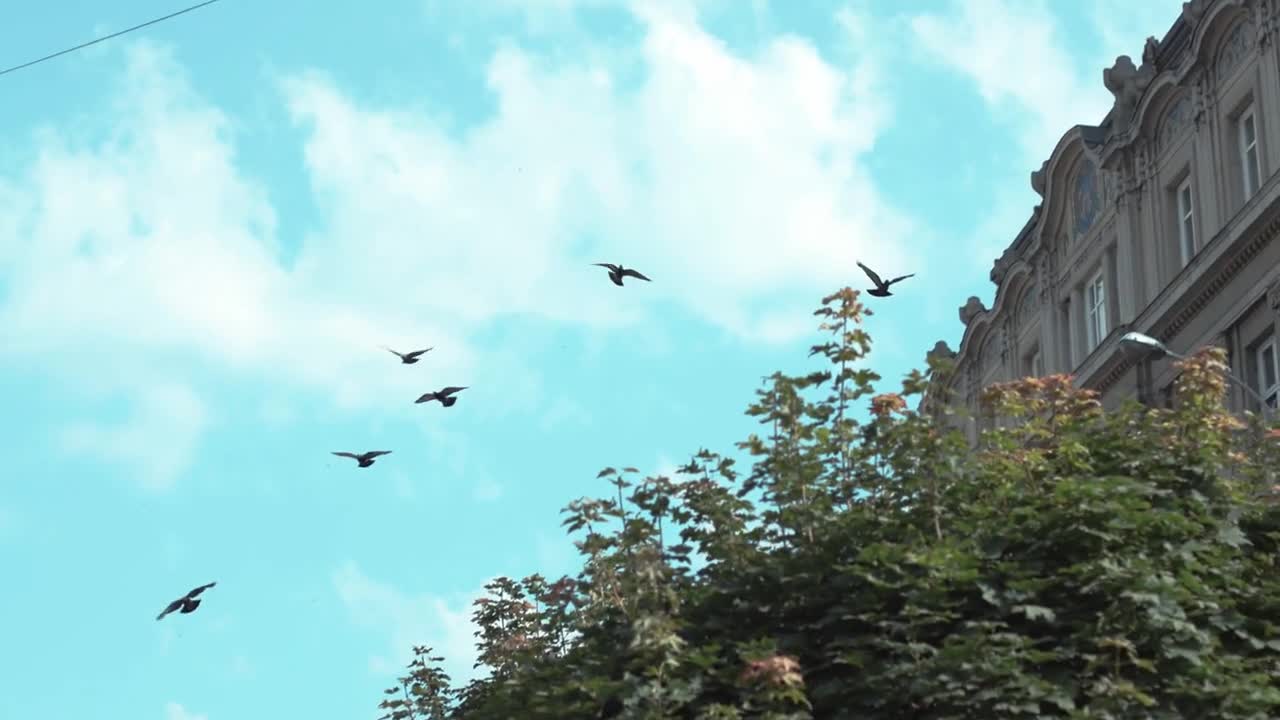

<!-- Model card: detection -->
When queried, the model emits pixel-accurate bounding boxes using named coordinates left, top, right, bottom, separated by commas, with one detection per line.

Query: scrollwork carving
left=959, top=296, right=987, bottom=326
left=1104, top=55, right=1156, bottom=133
left=1017, top=283, right=1039, bottom=326
left=1267, top=276, right=1280, bottom=320
left=1158, top=94, right=1192, bottom=151
left=1259, top=0, right=1278, bottom=48
left=1036, top=252, right=1056, bottom=305
left=1031, top=160, right=1048, bottom=197
left=1073, top=160, right=1101, bottom=239
left=1182, top=0, right=1211, bottom=25
left=999, top=317, right=1014, bottom=366
left=1217, top=19, right=1255, bottom=81
left=1142, top=36, right=1160, bottom=69
left=927, top=340, right=956, bottom=363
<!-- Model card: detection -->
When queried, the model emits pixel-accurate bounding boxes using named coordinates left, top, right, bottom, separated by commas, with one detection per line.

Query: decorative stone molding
left=959, top=296, right=987, bottom=326
left=1073, top=160, right=1102, bottom=239
left=927, top=340, right=956, bottom=363
left=1217, top=18, right=1255, bottom=80
left=1104, top=55, right=1157, bottom=134
left=1100, top=168, right=1119, bottom=208
left=1154, top=222, right=1279, bottom=343
left=1031, top=160, right=1048, bottom=197
left=990, top=249, right=1015, bottom=285
left=1259, top=0, right=1278, bottom=48
left=980, top=335, right=999, bottom=371
left=1017, top=283, right=1039, bottom=325
left=1037, top=251, right=1057, bottom=304
left=1093, top=217, right=1278, bottom=395
left=1158, top=94, right=1193, bottom=151
left=1189, top=73, right=1210, bottom=126
left=999, top=317, right=1014, bottom=366
left=1142, top=35, right=1161, bottom=74
left=1267, top=276, right=1280, bottom=320
left=1182, top=0, right=1211, bottom=25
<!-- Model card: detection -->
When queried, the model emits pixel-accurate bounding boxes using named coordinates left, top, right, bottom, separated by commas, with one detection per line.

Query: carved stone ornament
left=1259, top=0, right=1278, bottom=48
left=1267, top=276, right=1280, bottom=320
left=1142, top=36, right=1160, bottom=68
left=1036, top=252, right=1056, bottom=304
left=1072, top=160, right=1102, bottom=239
left=927, top=340, right=956, bottom=363
left=959, top=296, right=987, bottom=327
left=1017, top=283, right=1039, bottom=325
left=990, top=248, right=1015, bottom=286
left=1217, top=19, right=1255, bottom=80
left=1031, top=160, right=1048, bottom=197
left=1104, top=55, right=1157, bottom=133
left=1189, top=74, right=1209, bottom=124
left=1158, top=94, right=1192, bottom=151
left=1182, top=0, right=1211, bottom=25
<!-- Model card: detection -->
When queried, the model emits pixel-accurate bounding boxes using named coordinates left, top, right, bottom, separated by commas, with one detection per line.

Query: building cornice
left=1081, top=172, right=1280, bottom=393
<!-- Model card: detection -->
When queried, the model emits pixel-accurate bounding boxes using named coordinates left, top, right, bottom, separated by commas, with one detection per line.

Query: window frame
left=1239, top=104, right=1262, bottom=200
left=1085, top=270, right=1107, bottom=353
left=1177, top=176, right=1196, bottom=265
left=1258, top=336, right=1279, bottom=411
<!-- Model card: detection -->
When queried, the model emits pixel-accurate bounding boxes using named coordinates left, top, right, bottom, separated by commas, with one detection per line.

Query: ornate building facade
left=922, top=0, right=1280, bottom=443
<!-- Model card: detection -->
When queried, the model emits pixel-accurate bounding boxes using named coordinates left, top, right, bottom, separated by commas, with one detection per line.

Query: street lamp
left=1118, top=331, right=1273, bottom=422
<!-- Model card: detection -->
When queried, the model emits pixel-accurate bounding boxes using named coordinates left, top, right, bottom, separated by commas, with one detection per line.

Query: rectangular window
left=1258, top=337, right=1279, bottom=411
left=1177, top=177, right=1196, bottom=265
left=1085, top=271, right=1107, bottom=352
left=1240, top=105, right=1262, bottom=200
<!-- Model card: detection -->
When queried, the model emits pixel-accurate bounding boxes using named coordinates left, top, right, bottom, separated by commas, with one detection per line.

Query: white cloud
left=282, top=0, right=915, bottom=345
left=0, top=44, right=475, bottom=416
left=333, top=561, right=483, bottom=686
left=907, top=0, right=1125, bottom=274
left=1, top=1, right=917, bottom=457
left=59, top=380, right=207, bottom=491
left=165, top=702, right=207, bottom=720
left=1090, top=1, right=1184, bottom=65
left=910, top=0, right=1111, bottom=164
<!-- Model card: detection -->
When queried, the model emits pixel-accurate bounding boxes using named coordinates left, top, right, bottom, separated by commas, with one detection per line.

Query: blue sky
left=0, top=1, right=1183, bottom=718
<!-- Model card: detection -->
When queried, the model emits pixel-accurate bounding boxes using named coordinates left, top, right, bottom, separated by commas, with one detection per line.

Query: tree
left=376, top=287, right=1280, bottom=719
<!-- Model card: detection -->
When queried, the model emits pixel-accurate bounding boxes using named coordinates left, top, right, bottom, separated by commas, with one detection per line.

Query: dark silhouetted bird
left=156, top=582, right=216, bottom=621
left=857, top=261, right=914, bottom=297
left=383, top=346, right=432, bottom=364
left=415, top=386, right=468, bottom=407
left=593, top=263, right=651, bottom=286
left=332, top=450, right=392, bottom=468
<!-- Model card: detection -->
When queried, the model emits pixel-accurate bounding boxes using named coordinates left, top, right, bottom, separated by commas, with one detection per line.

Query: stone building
left=921, top=0, right=1280, bottom=444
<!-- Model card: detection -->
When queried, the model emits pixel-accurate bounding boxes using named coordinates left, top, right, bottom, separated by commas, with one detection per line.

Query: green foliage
left=376, top=288, right=1280, bottom=719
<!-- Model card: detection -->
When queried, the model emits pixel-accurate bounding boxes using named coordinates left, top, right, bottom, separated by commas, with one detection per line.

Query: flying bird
left=593, top=263, right=651, bottom=286
left=383, top=346, right=432, bottom=364
left=332, top=450, right=393, bottom=468
left=156, top=582, right=216, bottom=621
left=857, top=261, right=914, bottom=297
left=415, top=386, right=468, bottom=407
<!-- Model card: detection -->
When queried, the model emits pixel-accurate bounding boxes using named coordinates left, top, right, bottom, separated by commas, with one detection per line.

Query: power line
left=0, top=0, right=222, bottom=78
